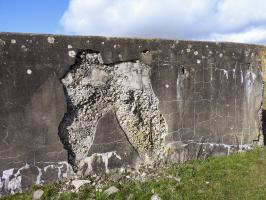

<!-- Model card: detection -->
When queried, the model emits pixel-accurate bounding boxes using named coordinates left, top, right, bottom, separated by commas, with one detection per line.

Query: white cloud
left=60, top=0, right=266, bottom=44
left=207, top=27, right=266, bottom=44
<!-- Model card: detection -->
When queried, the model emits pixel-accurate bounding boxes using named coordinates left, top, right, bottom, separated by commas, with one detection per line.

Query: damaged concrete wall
left=0, top=32, right=265, bottom=195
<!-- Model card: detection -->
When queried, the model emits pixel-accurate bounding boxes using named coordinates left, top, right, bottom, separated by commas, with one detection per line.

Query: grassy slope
left=2, top=147, right=266, bottom=200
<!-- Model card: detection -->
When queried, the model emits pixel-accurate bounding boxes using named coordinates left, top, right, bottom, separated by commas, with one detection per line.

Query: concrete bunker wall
left=0, top=32, right=265, bottom=195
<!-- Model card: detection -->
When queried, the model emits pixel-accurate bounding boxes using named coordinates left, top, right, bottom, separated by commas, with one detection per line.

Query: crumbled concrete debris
left=167, top=175, right=181, bottom=183
left=71, top=179, right=91, bottom=191
left=109, top=173, right=122, bottom=182
left=37, top=163, right=181, bottom=198
left=104, top=186, right=119, bottom=196
left=32, top=189, right=44, bottom=200
left=60, top=51, right=168, bottom=172
left=151, top=193, right=161, bottom=200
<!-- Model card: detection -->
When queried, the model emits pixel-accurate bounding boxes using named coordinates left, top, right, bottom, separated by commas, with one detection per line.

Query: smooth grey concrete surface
left=0, top=32, right=265, bottom=195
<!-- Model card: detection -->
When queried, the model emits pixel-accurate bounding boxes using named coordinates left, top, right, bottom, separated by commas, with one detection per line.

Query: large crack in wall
left=59, top=50, right=167, bottom=172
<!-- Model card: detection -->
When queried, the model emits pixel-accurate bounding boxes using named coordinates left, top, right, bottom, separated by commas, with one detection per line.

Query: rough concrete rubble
left=60, top=51, right=168, bottom=173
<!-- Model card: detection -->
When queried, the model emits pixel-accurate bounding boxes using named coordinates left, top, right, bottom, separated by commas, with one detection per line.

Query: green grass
left=2, top=147, right=266, bottom=200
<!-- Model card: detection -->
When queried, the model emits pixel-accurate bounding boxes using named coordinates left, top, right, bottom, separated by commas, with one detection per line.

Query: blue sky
left=0, top=0, right=68, bottom=34
left=1, top=0, right=266, bottom=44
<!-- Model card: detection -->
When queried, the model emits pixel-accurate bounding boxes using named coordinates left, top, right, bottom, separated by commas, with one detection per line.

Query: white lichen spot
left=209, top=50, right=213, bottom=54
left=219, top=53, right=223, bottom=58
left=194, top=51, right=198, bottom=55
left=206, top=45, right=209, bottom=48
left=68, top=45, right=73, bottom=49
left=11, top=39, right=16, bottom=44
left=101, top=41, right=105, bottom=45
left=186, top=48, right=191, bottom=53
left=118, top=54, right=123, bottom=60
left=197, top=59, right=201, bottom=64
left=27, top=69, right=32, bottom=75
left=165, top=84, right=169, bottom=88
left=21, top=45, right=27, bottom=52
left=68, top=50, right=76, bottom=58
left=47, top=37, right=55, bottom=44
left=114, top=44, right=120, bottom=49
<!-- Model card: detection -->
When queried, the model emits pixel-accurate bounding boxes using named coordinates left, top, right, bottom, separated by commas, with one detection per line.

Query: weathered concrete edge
left=2, top=31, right=266, bottom=48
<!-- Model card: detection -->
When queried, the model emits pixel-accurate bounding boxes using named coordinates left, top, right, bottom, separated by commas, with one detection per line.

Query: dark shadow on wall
left=58, top=89, right=77, bottom=171
left=262, top=109, right=266, bottom=145
left=262, top=81, right=266, bottom=146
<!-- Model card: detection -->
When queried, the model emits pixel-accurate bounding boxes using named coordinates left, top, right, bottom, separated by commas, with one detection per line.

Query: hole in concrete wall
left=181, top=66, right=185, bottom=74
left=58, top=49, right=167, bottom=172
left=58, top=49, right=101, bottom=172
left=247, top=63, right=252, bottom=70
left=142, top=49, right=149, bottom=53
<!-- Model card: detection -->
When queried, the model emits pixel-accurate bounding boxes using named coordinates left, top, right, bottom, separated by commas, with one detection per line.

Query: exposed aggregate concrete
left=60, top=51, right=167, bottom=172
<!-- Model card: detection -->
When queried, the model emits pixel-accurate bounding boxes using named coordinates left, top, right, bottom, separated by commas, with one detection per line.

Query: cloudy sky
left=1, top=0, right=266, bottom=44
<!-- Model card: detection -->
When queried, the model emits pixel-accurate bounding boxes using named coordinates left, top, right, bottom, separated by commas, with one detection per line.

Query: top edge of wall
left=1, top=31, right=265, bottom=48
